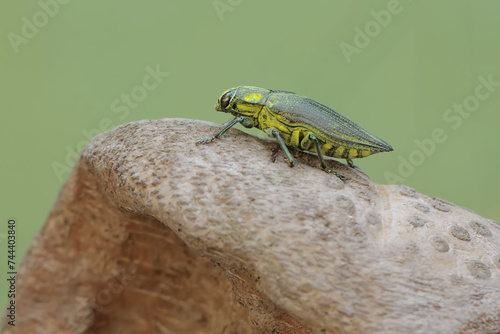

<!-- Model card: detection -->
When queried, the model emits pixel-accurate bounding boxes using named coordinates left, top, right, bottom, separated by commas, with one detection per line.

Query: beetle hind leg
left=308, top=134, right=347, bottom=180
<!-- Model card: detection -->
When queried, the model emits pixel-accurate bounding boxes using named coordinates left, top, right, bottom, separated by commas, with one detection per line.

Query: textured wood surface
left=3, top=118, right=500, bottom=333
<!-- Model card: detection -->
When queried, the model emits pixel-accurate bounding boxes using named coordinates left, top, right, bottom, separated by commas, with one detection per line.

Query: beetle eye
left=220, top=91, right=233, bottom=109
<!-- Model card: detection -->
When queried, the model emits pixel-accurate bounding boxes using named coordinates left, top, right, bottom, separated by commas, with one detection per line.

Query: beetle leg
left=299, top=133, right=314, bottom=151
left=346, top=158, right=360, bottom=169
left=267, top=128, right=295, bottom=167
left=239, top=117, right=254, bottom=129
left=309, top=134, right=347, bottom=180
left=196, top=116, right=250, bottom=144
left=270, top=146, right=280, bottom=163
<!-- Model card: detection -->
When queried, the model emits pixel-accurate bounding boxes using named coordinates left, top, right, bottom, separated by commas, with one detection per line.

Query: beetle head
left=215, top=87, right=238, bottom=113
left=215, top=86, right=269, bottom=118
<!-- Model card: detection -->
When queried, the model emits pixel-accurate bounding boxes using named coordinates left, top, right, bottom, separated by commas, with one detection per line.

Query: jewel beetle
left=196, top=86, right=393, bottom=179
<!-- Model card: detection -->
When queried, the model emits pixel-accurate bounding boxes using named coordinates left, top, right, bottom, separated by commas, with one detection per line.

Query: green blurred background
left=1, top=0, right=499, bottom=307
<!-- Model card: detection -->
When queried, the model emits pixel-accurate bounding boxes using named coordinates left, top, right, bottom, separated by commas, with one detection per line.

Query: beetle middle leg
left=267, top=128, right=295, bottom=167
left=308, top=134, right=347, bottom=180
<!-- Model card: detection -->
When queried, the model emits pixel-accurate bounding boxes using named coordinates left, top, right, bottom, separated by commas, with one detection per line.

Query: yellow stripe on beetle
left=197, top=86, right=393, bottom=180
left=243, top=93, right=263, bottom=103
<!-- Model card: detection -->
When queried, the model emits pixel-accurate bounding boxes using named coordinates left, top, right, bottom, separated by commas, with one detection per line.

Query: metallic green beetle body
left=197, top=86, right=393, bottom=179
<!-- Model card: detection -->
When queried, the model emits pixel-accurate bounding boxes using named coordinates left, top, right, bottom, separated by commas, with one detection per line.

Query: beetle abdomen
left=286, top=128, right=376, bottom=159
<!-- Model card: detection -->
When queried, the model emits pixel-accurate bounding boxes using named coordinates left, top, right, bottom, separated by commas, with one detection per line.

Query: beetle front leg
left=267, top=128, right=295, bottom=167
left=239, top=116, right=254, bottom=129
left=196, top=116, right=252, bottom=144
left=309, top=134, right=347, bottom=180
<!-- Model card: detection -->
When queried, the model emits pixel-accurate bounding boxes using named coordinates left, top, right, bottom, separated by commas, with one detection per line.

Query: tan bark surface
left=3, top=118, right=500, bottom=333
